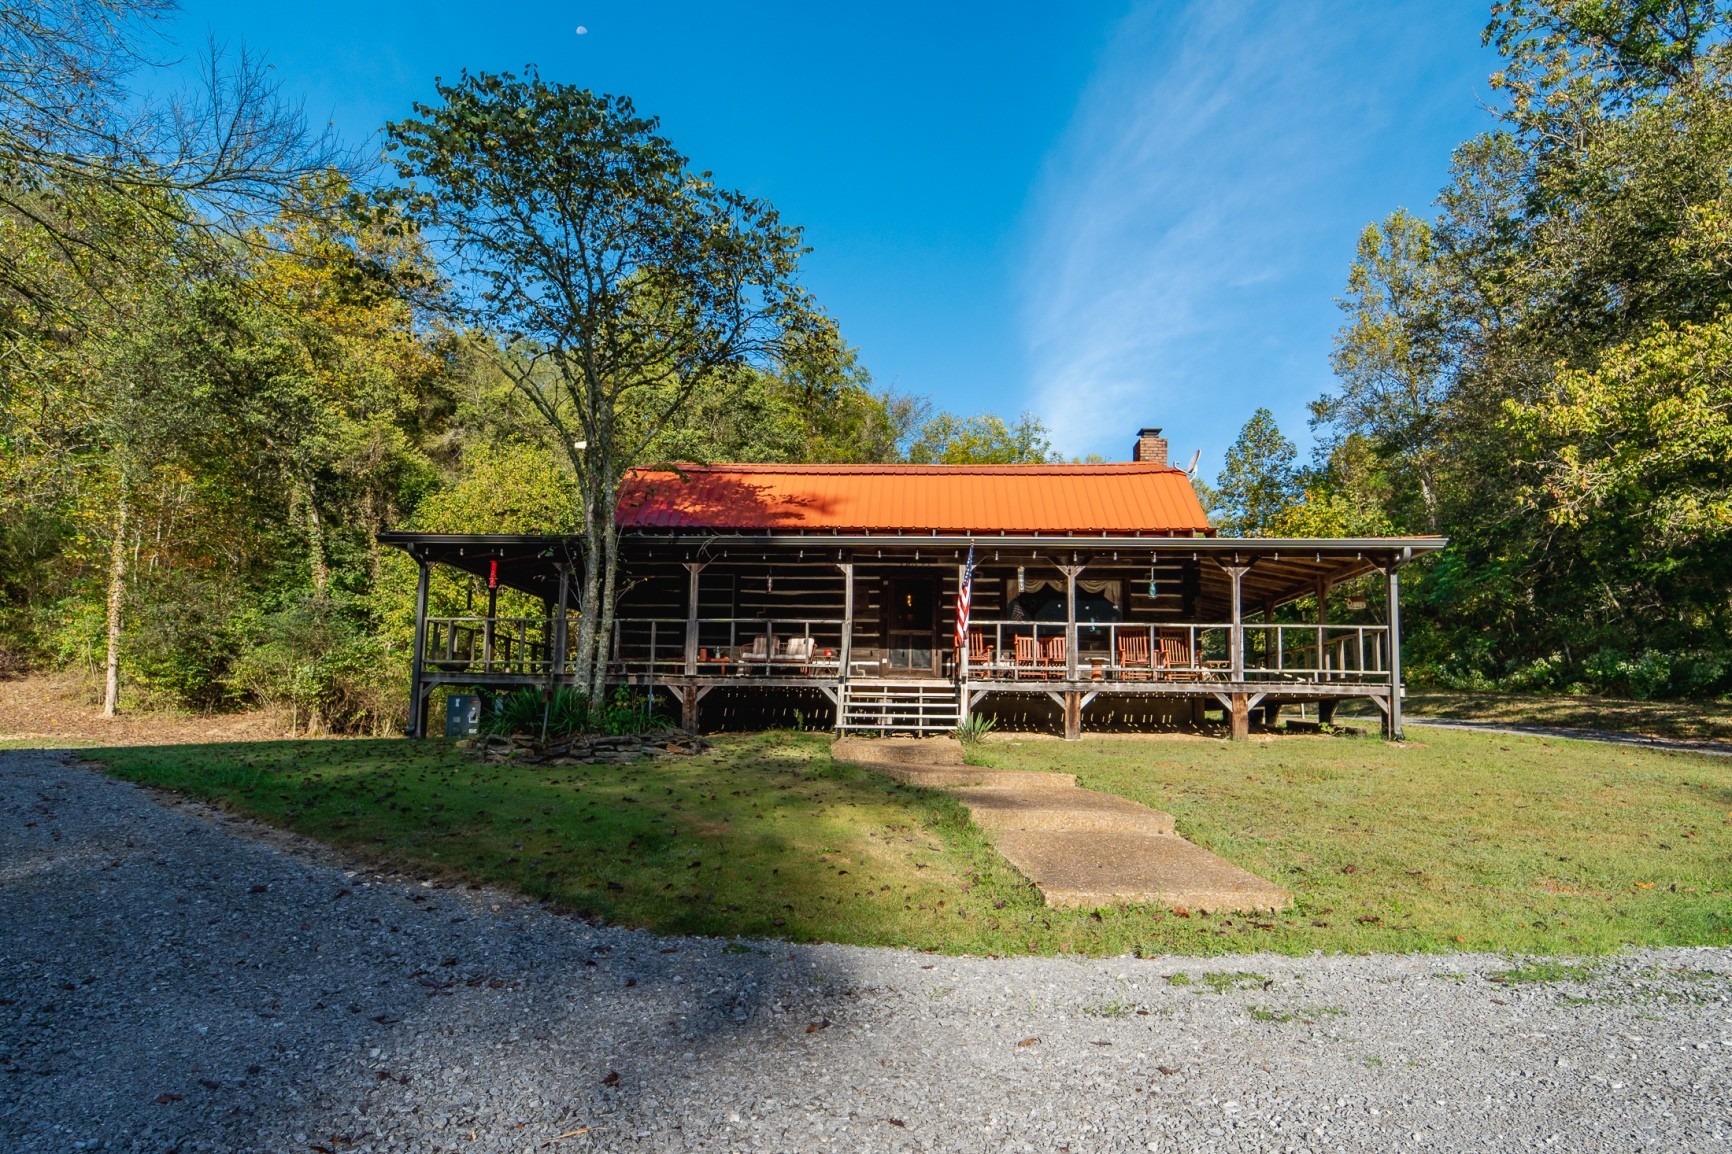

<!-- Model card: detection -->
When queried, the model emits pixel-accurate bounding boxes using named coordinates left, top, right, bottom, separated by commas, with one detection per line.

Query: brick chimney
left=1131, top=427, right=1168, bottom=466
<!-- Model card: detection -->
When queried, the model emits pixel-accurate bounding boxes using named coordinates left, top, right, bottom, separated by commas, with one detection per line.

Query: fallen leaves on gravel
left=1157, top=1065, right=1179, bottom=1076
left=805, top=1017, right=830, bottom=1033
left=601, top=1070, right=619, bottom=1086
left=155, top=1093, right=183, bottom=1104
left=1016, top=1036, right=1039, bottom=1048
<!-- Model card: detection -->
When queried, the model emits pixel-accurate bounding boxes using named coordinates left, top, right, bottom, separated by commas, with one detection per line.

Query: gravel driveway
left=2, top=748, right=1728, bottom=1154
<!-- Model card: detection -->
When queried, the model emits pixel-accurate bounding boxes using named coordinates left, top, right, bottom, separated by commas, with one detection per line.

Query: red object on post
left=488, top=559, right=498, bottom=589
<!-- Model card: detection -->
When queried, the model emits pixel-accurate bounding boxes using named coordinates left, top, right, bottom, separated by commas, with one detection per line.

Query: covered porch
left=382, top=531, right=1444, bottom=741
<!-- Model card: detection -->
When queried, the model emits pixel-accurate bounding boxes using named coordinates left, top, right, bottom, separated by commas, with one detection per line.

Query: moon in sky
left=575, top=25, right=588, bottom=34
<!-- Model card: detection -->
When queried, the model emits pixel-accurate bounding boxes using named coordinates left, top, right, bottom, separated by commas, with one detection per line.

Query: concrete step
left=990, top=829, right=1291, bottom=912
left=950, top=785, right=1175, bottom=835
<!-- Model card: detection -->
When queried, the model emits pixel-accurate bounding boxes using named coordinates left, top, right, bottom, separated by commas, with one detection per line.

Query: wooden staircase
left=838, top=680, right=962, bottom=734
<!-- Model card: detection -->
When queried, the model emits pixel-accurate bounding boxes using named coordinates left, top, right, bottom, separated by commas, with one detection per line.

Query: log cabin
left=381, top=427, right=1446, bottom=740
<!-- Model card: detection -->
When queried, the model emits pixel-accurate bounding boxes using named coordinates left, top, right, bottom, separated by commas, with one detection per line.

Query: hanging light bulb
left=1148, top=566, right=1159, bottom=600
left=766, top=574, right=774, bottom=594
left=1017, top=565, right=1026, bottom=594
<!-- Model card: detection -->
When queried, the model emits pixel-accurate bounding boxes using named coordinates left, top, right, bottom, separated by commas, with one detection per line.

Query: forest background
left=3, top=0, right=1729, bottom=732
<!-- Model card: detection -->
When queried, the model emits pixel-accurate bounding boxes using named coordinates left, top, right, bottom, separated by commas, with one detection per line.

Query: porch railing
left=426, top=613, right=1390, bottom=686
left=424, top=616, right=554, bottom=676
left=962, top=620, right=1389, bottom=683
left=610, top=617, right=851, bottom=677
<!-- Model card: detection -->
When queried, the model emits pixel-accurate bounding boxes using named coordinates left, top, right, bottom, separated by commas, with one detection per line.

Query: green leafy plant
left=954, top=714, right=997, bottom=743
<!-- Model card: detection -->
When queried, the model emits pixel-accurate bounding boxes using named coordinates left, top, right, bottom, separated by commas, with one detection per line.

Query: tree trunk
left=591, top=494, right=621, bottom=704
left=301, top=481, right=330, bottom=597
left=102, top=483, right=129, bottom=719
left=570, top=483, right=604, bottom=697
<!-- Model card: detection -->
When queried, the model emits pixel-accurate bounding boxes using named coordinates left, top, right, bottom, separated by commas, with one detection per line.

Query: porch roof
left=377, top=531, right=1447, bottom=613
left=616, top=462, right=1213, bottom=534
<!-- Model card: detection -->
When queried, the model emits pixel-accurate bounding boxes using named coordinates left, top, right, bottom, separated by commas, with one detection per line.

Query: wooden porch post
left=1060, top=562, right=1084, bottom=740
left=549, top=563, right=571, bottom=697
left=683, top=562, right=705, bottom=676
left=1385, top=559, right=1404, bottom=741
left=1058, top=563, right=1084, bottom=681
left=408, top=554, right=430, bottom=738
left=1222, top=562, right=1252, bottom=741
left=483, top=583, right=498, bottom=672
left=1314, top=576, right=1329, bottom=680
left=837, top=561, right=854, bottom=676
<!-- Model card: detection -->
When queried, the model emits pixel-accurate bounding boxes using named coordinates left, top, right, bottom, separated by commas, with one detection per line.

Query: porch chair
left=740, top=635, right=770, bottom=670
left=966, top=630, right=994, bottom=674
left=780, top=636, right=817, bottom=670
left=1011, top=634, right=1046, bottom=680
left=1041, top=634, right=1067, bottom=675
left=1116, top=632, right=1156, bottom=680
left=1156, top=629, right=1201, bottom=682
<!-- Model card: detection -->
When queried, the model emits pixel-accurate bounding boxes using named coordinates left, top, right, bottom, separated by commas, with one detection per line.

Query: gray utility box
left=444, top=693, right=481, bottom=738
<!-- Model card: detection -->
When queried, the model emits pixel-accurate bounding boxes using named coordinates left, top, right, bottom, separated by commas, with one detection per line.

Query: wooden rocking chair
left=1116, top=632, right=1156, bottom=680
left=1156, top=629, right=1201, bottom=682
left=966, top=630, right=995, bottom=674
left=1041, top=635, right=1067, bottom=675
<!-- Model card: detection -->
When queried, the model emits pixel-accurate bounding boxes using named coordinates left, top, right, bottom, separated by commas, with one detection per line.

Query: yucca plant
left=955, top=714, right=997, bottom=743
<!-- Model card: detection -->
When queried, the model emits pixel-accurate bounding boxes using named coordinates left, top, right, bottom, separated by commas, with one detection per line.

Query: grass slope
left=90, top=726, right=1732, bottom=957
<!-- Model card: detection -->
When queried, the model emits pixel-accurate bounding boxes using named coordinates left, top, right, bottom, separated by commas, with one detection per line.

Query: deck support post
left=1384, top=557, right=1405, bottom=741
left=1218, top=561, right=1253, bottom=689
left=680, top=685, right=700, bottom=732
left=682, top=562, right=706, bottom=676
left=408, top=554, right=430, bottom=738
left=956, top=559, right=970, bottom=722
left=1229, top=693, right=1250, bottom=741
left=1318, top=699, right=1338, bottom=726
left=1063, top=690, right=1082, bottom=741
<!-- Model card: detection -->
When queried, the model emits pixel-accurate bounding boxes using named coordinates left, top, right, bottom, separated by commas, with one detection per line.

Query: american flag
left=954, top=543, right=975, bottom=650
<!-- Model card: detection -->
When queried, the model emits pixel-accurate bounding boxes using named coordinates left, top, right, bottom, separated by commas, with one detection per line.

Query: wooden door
left=884, top=576, right=939, bottom=674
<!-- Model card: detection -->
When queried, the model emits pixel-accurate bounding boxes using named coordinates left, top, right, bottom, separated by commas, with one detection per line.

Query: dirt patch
left=0, top=673, right=291, bottom=747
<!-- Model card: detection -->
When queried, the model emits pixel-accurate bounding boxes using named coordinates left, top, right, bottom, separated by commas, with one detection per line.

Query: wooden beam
left=1229, top=693, right=1250, bottom=741
left=408, top=557, right=430, bottom=738
left=1058, top=563, right=1085, bottom=681
left=837, top=561, right=854, bottom=680
left=1385, top=562, right=1404, bottom=740
left=683, top=561, right=705, bottom=676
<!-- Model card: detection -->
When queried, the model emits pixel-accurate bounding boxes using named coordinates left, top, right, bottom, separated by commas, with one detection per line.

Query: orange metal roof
left=616, top=463, right=1213, bottom=534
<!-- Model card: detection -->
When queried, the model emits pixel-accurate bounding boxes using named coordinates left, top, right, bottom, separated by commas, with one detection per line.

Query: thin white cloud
left=1020, top=1, right=1479, bottom=466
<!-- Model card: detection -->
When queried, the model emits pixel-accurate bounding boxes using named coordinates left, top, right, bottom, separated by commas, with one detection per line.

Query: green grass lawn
left=88, top=726, right=1732, bottom=958
left=1394, top=690, right=1732, bottom=744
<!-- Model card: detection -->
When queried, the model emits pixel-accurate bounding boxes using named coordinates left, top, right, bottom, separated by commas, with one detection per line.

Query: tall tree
left=1311, top=0, right=1732, bottom=694
left=1214, top=408, right=1299, bottom=538
left=387, top=71, right=820, bottom=700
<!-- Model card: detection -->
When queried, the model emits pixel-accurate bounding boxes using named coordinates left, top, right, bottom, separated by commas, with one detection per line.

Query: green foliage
left=954, top=714, right=998, bottom=743
left=479, top=685, right=669, bottom=739
left=1296, top=0, right=1732, bottom=698
left=1214, top=408, right=1299, bottom=537
left=905, top=411, right=1055, bottom=464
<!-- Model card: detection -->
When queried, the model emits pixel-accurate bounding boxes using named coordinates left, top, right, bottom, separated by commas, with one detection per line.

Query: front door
left=885, top=577, right=939, bottom=674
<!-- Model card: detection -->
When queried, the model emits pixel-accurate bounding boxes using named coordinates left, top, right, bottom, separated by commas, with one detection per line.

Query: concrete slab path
left=831, top=736, right=1289, bottom=913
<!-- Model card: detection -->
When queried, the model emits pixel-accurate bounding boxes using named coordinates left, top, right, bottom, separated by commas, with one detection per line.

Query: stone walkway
left=830, top=737, right=1289, bottom=912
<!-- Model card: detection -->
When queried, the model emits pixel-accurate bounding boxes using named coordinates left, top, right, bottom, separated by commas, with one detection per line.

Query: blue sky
left=165, top=0, right=1499, bottom=472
